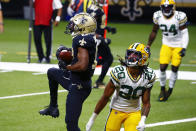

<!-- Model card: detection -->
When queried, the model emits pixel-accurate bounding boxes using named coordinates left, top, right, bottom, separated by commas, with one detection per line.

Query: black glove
left=105, top=26, right=117, bottom=34
left=145, top=46, right=151, bottom=58
left=58, top=60, right=67, bottom=71
left=179, top=48, right=186, bottom=57
left=104, top=38, right=111, bottom=45
left=56, top=45, right=72, bottom=60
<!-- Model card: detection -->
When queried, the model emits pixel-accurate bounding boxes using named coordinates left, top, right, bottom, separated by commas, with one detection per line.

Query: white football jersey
left=110, top=65, right=156, bottom=113
left=153, top=10, right=187, bottom=47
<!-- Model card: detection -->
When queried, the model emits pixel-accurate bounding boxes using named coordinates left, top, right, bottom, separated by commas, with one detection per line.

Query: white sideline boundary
left=120, top=117, right=196, bottom=131
left=0, top=90, right=67, bottom=100
left=0, top=62, right=196, bottom=80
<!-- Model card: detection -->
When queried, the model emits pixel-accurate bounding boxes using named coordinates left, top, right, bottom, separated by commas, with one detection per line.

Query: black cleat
left=39, top=105, right=59, bottom=118
left=165, top=88, right=173, bottom=100
left=158, top=86, right=167, bottom=102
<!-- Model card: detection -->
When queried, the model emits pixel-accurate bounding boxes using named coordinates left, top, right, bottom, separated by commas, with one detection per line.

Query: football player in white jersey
left=86, top=43, right=156, bottom=131
left=147, top=0, right=189, bottom=101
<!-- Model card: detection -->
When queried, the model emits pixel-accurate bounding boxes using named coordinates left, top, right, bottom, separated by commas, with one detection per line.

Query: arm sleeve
left=53, top=0, right=63, bottom=10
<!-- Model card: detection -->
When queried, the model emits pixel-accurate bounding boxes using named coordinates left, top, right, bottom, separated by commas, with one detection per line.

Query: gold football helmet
left=65, top=13, right=97, bottom=37
left=125, top=43, right=149, bottom=67
left=160, top=0, right=176, bottom=17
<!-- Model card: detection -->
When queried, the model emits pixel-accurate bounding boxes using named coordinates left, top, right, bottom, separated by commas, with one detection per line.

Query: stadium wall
left=1, top=0, right=196, bottom=24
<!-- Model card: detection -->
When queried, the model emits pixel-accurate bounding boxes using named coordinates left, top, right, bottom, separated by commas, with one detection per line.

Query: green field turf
left=0, top=19, right=196, bottom=131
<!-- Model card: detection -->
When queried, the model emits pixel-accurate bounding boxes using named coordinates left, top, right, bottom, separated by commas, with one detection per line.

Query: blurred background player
left=86, top=43, right=155, bottom=131
left=33, top=0, right=62, bottom=63
left=67, top=0, right=93, bottom=17
left=147, top=0, right=189, bottom=101
left=87, top=0, right=116, bottom=88
left=39, top=13, right=98, bottom=131
left=0, top=2, right=4, bottom=33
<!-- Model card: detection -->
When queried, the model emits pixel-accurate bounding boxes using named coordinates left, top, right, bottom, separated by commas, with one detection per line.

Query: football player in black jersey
left=87, top=0, right=116, bottom=88
left=39, top=13, right=98, bottom=131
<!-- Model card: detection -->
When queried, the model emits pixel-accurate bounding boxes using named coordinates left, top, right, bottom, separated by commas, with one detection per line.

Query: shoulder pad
left=176, top=11, right=188, bottom=26
left=110, top=65, right=125, bottom=86
left=153, top=10, right=162, bottom=24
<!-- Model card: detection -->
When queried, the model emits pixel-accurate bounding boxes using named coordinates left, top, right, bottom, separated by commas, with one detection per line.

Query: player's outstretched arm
left=136, top=87, right=152, bottom=131
left=147, top=24, right=159, bottom=48
left=86, top=80, right=115, bottom=131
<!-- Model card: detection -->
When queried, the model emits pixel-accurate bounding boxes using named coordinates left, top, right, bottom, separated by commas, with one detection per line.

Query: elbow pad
left=181, top=28, right=189, bottom=49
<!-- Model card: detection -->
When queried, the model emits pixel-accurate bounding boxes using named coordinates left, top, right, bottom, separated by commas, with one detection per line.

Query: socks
left=159, top=70, right=166, bottom=87
left=169, top=71, right=178, bottom=89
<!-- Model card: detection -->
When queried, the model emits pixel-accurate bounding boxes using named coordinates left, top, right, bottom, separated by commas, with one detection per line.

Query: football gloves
left=58, top=60, right=67, bottom=71
left=56, top=45, right=72, bottom=60
left=86, top=113, right=97, bottom=131
left=105, top=26, right=117, bottom=34
left=179, top=48, right=186, bottom=57
left=136, top=116, right=146, bottom=131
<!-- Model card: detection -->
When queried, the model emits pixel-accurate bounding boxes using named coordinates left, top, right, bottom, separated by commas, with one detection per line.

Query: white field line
left=0, top=90, right=67, bottom=100
left=1, top=89, right=196, bottom=128
left=1, top=62, right=196, bottom=80
left=119, top=117, right=196, bottom=131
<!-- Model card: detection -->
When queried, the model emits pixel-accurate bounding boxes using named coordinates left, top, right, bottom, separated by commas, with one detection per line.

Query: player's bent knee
left=47, top=67, right=58, bottom=77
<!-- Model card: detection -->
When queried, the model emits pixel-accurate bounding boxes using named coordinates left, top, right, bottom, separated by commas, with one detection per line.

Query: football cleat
left=165, top=88, right=173, bottom=100
left=158, top=87, right=167, bottom=102
left=39, top=105, right=59, bottom=118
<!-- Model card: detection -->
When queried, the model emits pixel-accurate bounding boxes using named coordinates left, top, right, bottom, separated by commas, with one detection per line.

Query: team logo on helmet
left=65, top=13, right=97, bottom=37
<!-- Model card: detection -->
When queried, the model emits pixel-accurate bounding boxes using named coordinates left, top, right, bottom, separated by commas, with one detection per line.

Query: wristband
left=55, top=16, right=61, bottom=22
left=140, top=115, right=146, bottom=123
left=91, top=112, right=98, bottom=121
left=0, top=22, right=4, bottom=25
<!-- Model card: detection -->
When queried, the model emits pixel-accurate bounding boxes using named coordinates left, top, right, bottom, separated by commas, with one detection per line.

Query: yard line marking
left=191, top=82, right=196, bottom=84
left=0, top=90, right=67, bottom=100
left=1, top=62, right=196, bottom=80
left=120, top=117, right=196, bottom=131
left=146, top=117, right=196, bottom=127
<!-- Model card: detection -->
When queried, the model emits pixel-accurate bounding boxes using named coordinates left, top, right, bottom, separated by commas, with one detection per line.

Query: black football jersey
left=87, top=6, right=105, bottom=36
left=71, top=34, right=97, bottom=82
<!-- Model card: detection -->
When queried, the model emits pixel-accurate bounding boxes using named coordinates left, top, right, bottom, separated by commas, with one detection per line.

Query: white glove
left=136, top=116, right=146, bottom=131
left=67, top=6, right=74, bottom=16
left=86, top=113, right=97, bottom=131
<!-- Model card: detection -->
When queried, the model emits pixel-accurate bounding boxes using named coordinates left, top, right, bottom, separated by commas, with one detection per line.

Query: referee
left=33, top=0, right=62, bottom=63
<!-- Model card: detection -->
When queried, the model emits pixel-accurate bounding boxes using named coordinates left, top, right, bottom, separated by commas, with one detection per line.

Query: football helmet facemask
left=125, top=43, right=149, bottom=67
left=160, top=0, right=175, bottom=17
left=65, top=13, right=97, bottom=37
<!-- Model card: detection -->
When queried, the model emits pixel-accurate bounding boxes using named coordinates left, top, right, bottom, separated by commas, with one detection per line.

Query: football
left=58, top=50, right=73, bottom=64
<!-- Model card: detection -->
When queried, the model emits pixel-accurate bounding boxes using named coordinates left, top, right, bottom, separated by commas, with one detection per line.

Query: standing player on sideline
left=86, top=43, right=155, bottom=131
left=33, top=0, right=62, bottom=63
left=39, top=13, right=97, bottom=131
left=147, top=0, right=189, bottom=101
